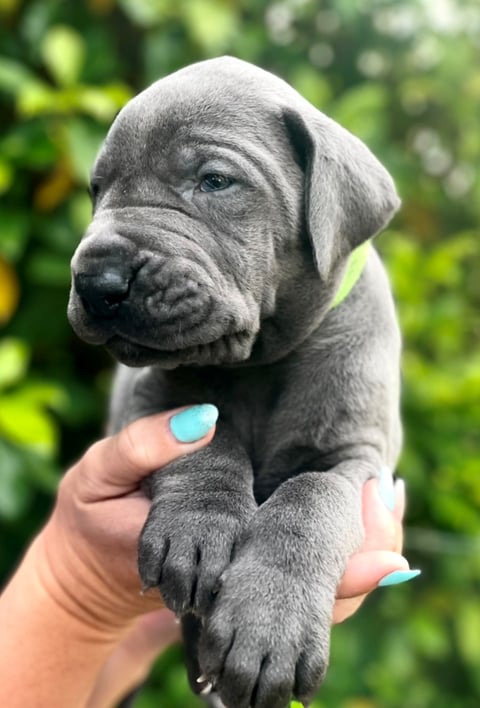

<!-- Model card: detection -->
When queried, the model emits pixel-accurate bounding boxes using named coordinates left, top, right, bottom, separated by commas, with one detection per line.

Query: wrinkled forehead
left=96, top=61, right=298, bottom=171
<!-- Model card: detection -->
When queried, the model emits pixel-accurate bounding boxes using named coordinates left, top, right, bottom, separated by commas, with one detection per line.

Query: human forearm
left=0, top=411, right=216, bottom=708
left=0, top=532, right=128, bottom=708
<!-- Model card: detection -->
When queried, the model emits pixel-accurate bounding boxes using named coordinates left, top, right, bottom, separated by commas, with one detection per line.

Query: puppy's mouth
left=105, top=330, right=255, bottom=368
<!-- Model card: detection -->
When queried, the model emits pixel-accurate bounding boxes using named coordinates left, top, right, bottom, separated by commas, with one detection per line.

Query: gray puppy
left=68, top=57, right=401, bottom=708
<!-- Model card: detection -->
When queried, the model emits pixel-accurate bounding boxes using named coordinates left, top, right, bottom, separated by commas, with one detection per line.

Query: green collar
left=330, top=241, right=370, bottom=309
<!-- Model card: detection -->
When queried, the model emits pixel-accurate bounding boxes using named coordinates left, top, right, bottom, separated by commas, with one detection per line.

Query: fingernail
left=378, top=569, right=421, bottom=587
left=378, top=465, right=395, bottom=511
left=170, top=404, right=218, bottom=443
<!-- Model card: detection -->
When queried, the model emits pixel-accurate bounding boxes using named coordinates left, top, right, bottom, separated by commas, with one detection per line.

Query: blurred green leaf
left=0, top=338, right=29, bottom=389
left=0, top=122, right=57, bottom=169
left=0, top=57, right=37, bottom=94
left=65, top=118, right=109, bottom=183
left=0, top=158, right=13, bottom=194
left=456, top=602, right=480, bottom=667
left=331, top=83, right=389, bottom=147
left=118, top=0, right=171, bottom=26
left=0, top=392, right=58, bottom=456
left=41, top=25, right=86, bottom=87
left=75, top=84, right=132, bottom=121
left=0, top=209, right=29, bottom=261
left=25, top=251, right=71, bottom=286
left=13, top=380, right=67, bottom=411
left=289, top=65, right=332, bottom=108
left=69, top=191, right=93, bottom=233
left=183, top=0, right=238, bottom=53
left=16, top=80, right=57, bottom=117
left=0, top=441, right=32, bottom=521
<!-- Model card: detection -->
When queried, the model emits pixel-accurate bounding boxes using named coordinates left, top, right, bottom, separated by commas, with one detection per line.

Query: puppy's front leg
left=138, top=424, right=257, bottom=616
left=199, top=459, right=375, bottom=708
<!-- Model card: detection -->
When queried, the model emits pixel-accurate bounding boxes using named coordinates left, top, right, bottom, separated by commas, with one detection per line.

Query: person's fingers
left=67, top=405, right=218, bottom=502
left=333, top=549, right=408, bottom=625
left=333, top=595, right=366, bottom=624
left=360, top=477, right=404, bottom=554
left=336, top=550, right=410, bottom=600
left=333, top=474, right=411, bottom=624
left=333, top=549, right=420, bottom=624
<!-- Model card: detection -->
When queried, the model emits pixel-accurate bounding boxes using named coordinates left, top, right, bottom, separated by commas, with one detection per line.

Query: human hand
left=37, top=406, right=219, bottom=635
left=333, top=468, right=418, bottom=623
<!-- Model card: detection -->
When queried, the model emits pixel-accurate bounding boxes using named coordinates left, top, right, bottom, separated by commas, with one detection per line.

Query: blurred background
left=0, top=0, right=479, bottom=706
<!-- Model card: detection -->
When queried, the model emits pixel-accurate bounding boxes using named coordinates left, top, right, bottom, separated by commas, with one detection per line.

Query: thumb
left=67, top=405, right=218, bottom=502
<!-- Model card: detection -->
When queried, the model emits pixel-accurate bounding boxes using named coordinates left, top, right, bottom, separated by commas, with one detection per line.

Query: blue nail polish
left=378, top=465, right=396, bottom=511
left=170, top=404, right=219, bottom=443
left=378, top=569, right=421, bottom=587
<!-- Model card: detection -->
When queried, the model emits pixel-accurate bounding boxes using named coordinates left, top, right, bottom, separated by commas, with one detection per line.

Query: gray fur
left=68, top=57, right=401, bottom=708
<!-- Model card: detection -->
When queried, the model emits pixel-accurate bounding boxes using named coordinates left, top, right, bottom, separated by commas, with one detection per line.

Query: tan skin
left=0, top=411, right=405, bottom=708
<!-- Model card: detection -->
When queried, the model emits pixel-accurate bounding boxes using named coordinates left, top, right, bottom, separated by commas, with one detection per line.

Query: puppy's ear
left=283, top=107, right=400, bottom=281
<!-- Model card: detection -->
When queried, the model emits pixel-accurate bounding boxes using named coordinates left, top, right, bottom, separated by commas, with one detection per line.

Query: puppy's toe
left=293, top=641, right=330, bottom=707
left=137, top=532, right=170, bottom=592
left=157, top=541, right=199, bottom=614
left=250, top=653, right=296, bottom=708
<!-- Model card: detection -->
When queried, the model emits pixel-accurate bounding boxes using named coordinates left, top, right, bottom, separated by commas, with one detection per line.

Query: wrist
left=35, top=517, right=144, bottom=639
left=0, top=532, right=130, bottom=708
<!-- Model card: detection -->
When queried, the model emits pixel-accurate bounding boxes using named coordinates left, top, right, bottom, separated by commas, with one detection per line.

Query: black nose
left=74, top=266, right=133, bottom=318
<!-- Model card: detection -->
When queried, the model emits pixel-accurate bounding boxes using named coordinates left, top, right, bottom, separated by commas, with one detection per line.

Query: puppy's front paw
left=138, top=494, right=255, bottom=615
left=199, top=559, right=333, bottom=708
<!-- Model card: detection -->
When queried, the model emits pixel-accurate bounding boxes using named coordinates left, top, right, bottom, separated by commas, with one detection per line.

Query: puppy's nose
left=74, top=266, right=133, bottom=318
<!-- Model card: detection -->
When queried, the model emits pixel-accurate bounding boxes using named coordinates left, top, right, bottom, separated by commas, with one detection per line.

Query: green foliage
left=1, top=0, right=479, bottom=706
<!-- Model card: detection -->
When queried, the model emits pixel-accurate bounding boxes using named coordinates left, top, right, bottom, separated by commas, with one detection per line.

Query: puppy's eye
left=199, top=174, right=233, bottom=193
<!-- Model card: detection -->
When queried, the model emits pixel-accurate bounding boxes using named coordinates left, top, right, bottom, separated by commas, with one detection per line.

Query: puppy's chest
left=220, top=386, right=275, bottom=473
left=165, top=366, right=289, bottom=475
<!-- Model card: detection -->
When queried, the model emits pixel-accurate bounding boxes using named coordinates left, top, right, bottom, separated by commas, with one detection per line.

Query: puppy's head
left=68, top=57, right=399, bottom=368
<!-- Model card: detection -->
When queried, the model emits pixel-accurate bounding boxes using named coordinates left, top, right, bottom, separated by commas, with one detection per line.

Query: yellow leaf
left=0, top=256, right=20, bottom=325
left=87, top=0, right=115, bottom=14
left=0, top=158, right=13, bottom=194
left=33, top=159, right=74, bottom=211
left=0, top=0, right=20, bottom=14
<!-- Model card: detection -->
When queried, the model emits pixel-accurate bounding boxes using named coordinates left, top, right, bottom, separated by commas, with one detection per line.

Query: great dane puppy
left=68, top=57, right=402, bottom=708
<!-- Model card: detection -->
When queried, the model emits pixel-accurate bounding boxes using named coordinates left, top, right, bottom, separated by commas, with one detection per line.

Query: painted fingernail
left=378, top=465, right=395, bottom=511
left=378, top=569, right=421, bottom=587
left=170, top=404, right=218, bottom=443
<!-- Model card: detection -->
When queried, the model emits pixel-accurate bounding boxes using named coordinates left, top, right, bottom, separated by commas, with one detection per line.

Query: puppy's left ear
left=282, top=106, right=400, bottom=281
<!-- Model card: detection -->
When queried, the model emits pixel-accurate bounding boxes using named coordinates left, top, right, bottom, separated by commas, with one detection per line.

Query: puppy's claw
left=139, top=583, right=156, bottom=595
left=196, top=674, right=208, bottom=683
left=199, top=682, right=213, bottom=695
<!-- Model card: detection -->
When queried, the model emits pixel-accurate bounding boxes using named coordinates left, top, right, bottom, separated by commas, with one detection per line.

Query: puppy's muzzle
left=69, top=227, right=260, bottom=366
left=74, top=262, right=134, bottom=319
